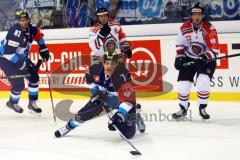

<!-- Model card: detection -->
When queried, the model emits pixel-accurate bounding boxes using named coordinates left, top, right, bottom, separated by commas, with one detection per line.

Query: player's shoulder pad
left=6, top=24, right=22, bottom=41
left=180, top=20, right=192, bottom=31
left=8, top=24, right=20, bottom=33
left=90, top=23, right=101, bottom=33
left=29, top=23, right=37, bottom=27
left=202, top=20, right=216, bottom=31
left=108, top=19, right=120, bottom=26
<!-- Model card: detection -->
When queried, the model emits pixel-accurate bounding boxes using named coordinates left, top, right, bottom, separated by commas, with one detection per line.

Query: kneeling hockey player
left=55, top=40, right=145, bottom=139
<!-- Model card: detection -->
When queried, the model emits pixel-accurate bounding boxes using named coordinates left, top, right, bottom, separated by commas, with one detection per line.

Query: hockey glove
left=121, top=45, right=132, bottom=58
left=39, top=45, right=50, bottom=62
left=174, top=56, right=187, bottom=70
left=108, top=112, right=125, bottom=131
left=99, top=24, right=111, bottom=38
left=194, top=54, right=207, bottom=69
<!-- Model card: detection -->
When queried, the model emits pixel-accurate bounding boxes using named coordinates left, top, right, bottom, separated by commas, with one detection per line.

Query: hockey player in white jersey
left=89, top=7, right=132, bottom=62
left=172, top=3, right=219, bottom=120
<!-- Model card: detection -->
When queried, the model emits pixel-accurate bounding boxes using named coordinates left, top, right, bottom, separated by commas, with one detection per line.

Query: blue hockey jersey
left=0, top=23, right=45, bottom=63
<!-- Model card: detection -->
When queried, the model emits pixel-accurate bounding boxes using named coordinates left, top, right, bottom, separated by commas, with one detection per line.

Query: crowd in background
left=0, top=0, right=240, bottom=31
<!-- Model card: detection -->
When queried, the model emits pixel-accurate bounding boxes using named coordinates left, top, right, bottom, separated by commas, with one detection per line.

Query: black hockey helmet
left=190, top=2, right=204, bottom=15
left=96, top=7, right=109, bottom=16
left=15, top=9, right=29, bottom=20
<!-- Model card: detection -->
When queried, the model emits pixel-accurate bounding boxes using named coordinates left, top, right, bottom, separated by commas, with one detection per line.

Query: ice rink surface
left=0, top=98, right=240, bottom=160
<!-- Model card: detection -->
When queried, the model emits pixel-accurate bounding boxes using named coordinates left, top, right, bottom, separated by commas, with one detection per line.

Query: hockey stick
left=44, top=60, right=56, bottom=123
left=210, top=53, right=240, bottom=61
left=183, top=53, right=240, bottom=67
left=100, top=103, right=142, bottom=156
left=0, top=74, right=31, bottom=79
left=0, top=59, right=43, bottom=80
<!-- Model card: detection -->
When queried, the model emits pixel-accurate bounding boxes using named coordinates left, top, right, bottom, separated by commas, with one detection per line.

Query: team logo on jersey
left=191, top=42, right=205, bottom=55
left=94, top=75, right=100, bottom=82
left=119, top=81, right=134, bottom=101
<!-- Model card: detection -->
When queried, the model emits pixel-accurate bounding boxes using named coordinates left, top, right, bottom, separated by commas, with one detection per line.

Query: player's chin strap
left=182, top=53, right=240, bottom=67
left=100, top=101, right=142, bottom=156
left=0, top=59, right=42, bottom=79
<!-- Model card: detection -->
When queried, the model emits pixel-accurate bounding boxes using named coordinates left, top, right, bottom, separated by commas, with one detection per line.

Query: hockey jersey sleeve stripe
left=33, top=27, right=44, bottom=42
left=94, top=39, right=100, bottom=49
left=3, top=54, right=20, bottom=63
left=37, top=38, right=45, bottom=46
left=182, top=30, right=193, bottom=35
left=181, top=27, right=192, bottom=32
left=0, top=44, right=4, bottom=56
left=118, top=102, right=133, bottom=116
left=16, top=47, right=27, bottom=55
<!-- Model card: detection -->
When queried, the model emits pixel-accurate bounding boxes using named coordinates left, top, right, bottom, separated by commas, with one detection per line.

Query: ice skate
left=55, top=126, right=71, bottom=138
left=6, top=101, right=23, bottom=113
left=28, top=100, right=42, bottom=114
left=199, top=104, right=210, bottom=120
left=172, top=103, right=190, bottom=120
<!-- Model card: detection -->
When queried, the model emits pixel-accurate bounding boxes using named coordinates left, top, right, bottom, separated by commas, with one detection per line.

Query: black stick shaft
left=209, top=53, right=240, bottom=61
left=0, top=74, right=30, bottom=79
left=45, top=61, right=56, bottom=123
left=183, top=53, right=240, bottom=67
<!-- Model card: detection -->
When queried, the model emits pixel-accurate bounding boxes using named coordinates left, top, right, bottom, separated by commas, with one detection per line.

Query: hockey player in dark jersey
left=0, top=9, right=49, bottom=113
left=54, top=39, right=145, bottom=139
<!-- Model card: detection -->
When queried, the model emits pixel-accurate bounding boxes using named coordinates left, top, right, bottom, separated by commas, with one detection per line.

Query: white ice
left=0, top=98, right=240, bottom=160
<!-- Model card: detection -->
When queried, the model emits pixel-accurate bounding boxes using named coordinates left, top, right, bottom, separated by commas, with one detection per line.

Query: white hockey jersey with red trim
left=176, top=20, right=219, bottom=60
left=89, top=19, right=127, bottom=57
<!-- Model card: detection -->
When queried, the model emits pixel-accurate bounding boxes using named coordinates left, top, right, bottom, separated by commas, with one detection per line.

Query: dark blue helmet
left=15, top=9, right=29, bottom=20
left=96, top=7, right=109, bottom=16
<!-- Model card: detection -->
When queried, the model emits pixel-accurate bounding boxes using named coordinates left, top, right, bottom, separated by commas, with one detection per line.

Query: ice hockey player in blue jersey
left=0, top=9, right=49, bottom=113
left=54, top=39, right=145, bottom=139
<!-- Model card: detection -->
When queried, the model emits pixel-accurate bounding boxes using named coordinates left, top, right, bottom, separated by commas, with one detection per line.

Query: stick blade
left=130, top=151, right=142, bottom=156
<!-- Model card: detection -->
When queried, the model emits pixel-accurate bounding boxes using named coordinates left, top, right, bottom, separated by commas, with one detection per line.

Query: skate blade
left=28, top=110, right=42, bottom=117
left=174, top=116, right=188, bottom=121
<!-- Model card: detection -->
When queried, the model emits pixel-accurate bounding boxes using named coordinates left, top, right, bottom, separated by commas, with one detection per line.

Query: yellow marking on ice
left=0, top=91, right=240, bottom=101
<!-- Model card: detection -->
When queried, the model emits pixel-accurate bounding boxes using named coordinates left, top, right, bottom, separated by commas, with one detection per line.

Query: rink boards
left=0, top=27, right=240, bottom=101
